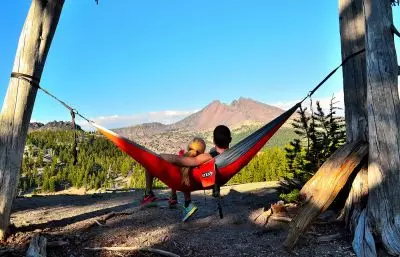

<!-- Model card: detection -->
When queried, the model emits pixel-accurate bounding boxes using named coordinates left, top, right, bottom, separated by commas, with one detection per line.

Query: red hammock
left=93, top=103, right=299, bottom=192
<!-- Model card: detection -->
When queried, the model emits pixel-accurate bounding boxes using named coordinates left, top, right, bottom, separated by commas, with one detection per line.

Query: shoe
left=182, top=203, right=198, bottom=222
left=168, top=198, right=178, bottom=208
left=140, top=193, right=157, bottom=205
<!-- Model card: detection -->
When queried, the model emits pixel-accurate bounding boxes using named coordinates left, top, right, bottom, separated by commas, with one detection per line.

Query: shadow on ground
left=3, top=183, right=353, bottom=257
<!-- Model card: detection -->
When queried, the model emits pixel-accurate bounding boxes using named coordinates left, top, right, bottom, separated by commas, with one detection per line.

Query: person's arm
left=160, top=153, right=212, bottom=167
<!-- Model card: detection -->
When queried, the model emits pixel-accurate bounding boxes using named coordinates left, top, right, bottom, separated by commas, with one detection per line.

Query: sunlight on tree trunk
left=365, top=0, right=400, bottom=254
left=338, top=0, right=370, bottom=239
left=339, top=0, right=367, bottom=143
left=0, top=0, right=64, bottom=241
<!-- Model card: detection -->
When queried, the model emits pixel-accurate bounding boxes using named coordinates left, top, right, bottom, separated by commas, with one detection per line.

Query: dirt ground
left=0, top=182, right=355, bottom=257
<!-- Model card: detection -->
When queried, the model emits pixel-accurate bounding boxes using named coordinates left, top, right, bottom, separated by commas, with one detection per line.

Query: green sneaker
left=182, top=203, right=198, bottom=222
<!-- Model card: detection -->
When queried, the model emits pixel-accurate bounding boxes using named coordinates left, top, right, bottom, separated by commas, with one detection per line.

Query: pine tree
left=280, top=96, right=346, bottom=202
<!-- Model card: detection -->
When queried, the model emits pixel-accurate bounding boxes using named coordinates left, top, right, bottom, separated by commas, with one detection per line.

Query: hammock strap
left=10, top=72, right=93, bottom=124
left=299, top=48, right=365, bottom=104
left=70, top=110, right=78, bottom=165
left=11, top=72, right=84, bottom=165
left=212, top=181, right=223, bottom=219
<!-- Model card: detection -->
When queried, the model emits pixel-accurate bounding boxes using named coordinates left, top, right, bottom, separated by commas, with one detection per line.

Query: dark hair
left=213, top=125, right=231, bottom=149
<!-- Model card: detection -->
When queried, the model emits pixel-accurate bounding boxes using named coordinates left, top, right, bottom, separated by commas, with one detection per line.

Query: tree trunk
left=0, top=0, right=64, bottom=241
left=339, top=0, right=367, bottom=143
left=364, top=0, right=400, bottom=255
left=342, top=165, right=368, bottom=232
left=338, top=0, right=369, bottom=236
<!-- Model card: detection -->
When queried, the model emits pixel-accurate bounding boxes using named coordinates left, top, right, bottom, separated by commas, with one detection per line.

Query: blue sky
left=1, top=1, right=399, bottom=128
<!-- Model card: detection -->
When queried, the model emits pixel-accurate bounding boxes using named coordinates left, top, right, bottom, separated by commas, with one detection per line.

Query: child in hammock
left=167, top=137, right=206, bottom=220
left=142, top=125, right=231, bottom=222
left=161, top=125, right=231, bottom=221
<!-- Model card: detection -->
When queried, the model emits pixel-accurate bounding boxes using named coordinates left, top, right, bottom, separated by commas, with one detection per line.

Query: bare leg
left=170, top=189, right=177, bottom=199
left=145, top=170, right=154, bottom=195
left=184, top=191, right=191, bottom=207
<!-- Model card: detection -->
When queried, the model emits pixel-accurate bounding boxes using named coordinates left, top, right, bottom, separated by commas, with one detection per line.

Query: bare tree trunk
left=342, top=165, right=368, bottom=232
left=339, top=0, right=367, bottom=143
left=364, top=0, right=400, bottom=254
left=0, top=0, right=64, bottom=241
left=338, top=0, right=369, bottom=236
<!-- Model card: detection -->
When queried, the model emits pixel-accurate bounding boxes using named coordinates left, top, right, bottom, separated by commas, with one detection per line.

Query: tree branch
left=85, top=247, right=180, bottom=257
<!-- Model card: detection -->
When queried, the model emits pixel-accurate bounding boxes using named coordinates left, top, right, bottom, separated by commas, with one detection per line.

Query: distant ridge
left=29, top=121, right=82, bottom=131
left=114, top=122, right=168, bottom=137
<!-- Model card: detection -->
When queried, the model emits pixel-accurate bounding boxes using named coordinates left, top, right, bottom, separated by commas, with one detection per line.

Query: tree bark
left=342, top=165, right=368, bottom=232
left=284, top=141, right=368, bottom=249
left=336, top=1, right=369, bottom=237
left=0, top=0, right=64, bottom=241
left=26, top=235, right=47, bottom=257
left=339, top=0, right=367, bottom=143
left=364, top=0, right=400, bottom=255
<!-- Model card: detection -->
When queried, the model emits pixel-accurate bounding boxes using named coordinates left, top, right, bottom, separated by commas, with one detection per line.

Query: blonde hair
left=181, top=137, right=206, bottom=187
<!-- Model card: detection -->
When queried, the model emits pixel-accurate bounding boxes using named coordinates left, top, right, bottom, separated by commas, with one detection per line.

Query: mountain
left=116, top=97, right=289, bottom=137
left=171, top=97, right=286, bottom=131
left=111, top=97, right=296, bottom=153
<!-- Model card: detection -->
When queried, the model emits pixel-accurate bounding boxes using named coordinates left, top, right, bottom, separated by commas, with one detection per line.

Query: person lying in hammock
left=141, top=125, right=232, bottom=222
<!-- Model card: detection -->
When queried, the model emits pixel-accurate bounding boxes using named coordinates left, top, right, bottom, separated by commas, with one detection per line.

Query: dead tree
left=338, top=0, right=368, bottom=234
left=0, top=0, right=65, bottom=241
left=364, top=0, right=400, bottom=254
left=339, top=0, right=367, bottom=143
left=285, top=0, right=400, bottom=256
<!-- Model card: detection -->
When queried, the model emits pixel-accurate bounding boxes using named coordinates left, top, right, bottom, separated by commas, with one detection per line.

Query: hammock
left=93, top=103, right=300, bottom=192
left=90, top=50, right=366, bottom=191
left=11, top=49, right=364, bottom=192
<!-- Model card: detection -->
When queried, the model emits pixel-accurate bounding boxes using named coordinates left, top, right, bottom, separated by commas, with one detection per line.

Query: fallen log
left=85, top=246, right=180, bottom=257
left=142, top=248, right=181, bottom=257
left=81, top=208, right=141, bottom=231
left=80, top=212, right=117, bottom=231
left=284, top=141, right=368, bottom=249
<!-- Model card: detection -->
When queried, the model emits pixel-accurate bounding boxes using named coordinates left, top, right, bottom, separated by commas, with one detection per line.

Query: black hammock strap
left=10, top=72, right=85, bottom=165
left=299, top=48, right=365, bottom=104
left=11, top=72, right=93, bottom=123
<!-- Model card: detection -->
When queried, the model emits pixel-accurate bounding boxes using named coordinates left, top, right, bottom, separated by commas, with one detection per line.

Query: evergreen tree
left=280, top=96, right=346, bottom=202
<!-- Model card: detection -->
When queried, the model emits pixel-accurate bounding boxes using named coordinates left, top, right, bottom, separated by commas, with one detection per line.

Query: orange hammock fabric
left=93, top=103, right=300, bottom=192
